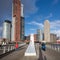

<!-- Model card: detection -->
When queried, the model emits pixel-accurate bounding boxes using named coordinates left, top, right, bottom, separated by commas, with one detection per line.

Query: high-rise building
left=21, top=4, right=24, bottom=17
left=12, top=0, right=25, bottom=42
left=20, top=4, right=25, bottom=41
left=3, top=20, right=11, bottom=42
left=37, top=29, right=43, bottom=42
left=11, top=17, right=15, bottom=42
left=12, top=0, right=21, bottom=42
left=44, top=20, right=50, bottom=42
left=20, top=17, right=24, bottom=41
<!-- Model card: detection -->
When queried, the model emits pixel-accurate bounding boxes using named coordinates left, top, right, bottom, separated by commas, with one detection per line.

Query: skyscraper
left=12, top=0, right=25, bottom=42
left=20, top=4, right=25, bottom=41
left=3, top=20, right=11, bottom=42
left=37, top=29, right=43, bottom=42
left=12, top=0, right=21, bottom=42
left=44, top=20, right=50, bottom=42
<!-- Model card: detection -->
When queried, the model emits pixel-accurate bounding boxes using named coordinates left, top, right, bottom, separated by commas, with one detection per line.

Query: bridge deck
left=1, top=44, right=60, bottom=60
left=0, top=45, right=38, bottom=60
left=41, top=46, right=60, bottom=60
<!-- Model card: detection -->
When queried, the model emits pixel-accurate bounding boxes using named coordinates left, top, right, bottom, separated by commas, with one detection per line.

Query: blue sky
left=0, top=0, right=60, bottom=37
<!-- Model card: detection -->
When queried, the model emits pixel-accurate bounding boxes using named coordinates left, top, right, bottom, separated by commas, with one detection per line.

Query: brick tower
left=12, top=0, right=21, bottom=42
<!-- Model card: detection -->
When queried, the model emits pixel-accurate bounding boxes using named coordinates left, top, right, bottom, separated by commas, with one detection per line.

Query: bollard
left=11, top=46, right=13, bottom=50
left=57, top=47, right=59, bottom=51
left=8, top=46, right=10, bottom=52
left=3, top=46, right=6, bottom=53
left=51, top=44, right=52, bottom=49
left=55, top=45, right=57, bottom=50
left=57, top=44, right=60, bottom=51
left=13, top=46, right=14, bottom=49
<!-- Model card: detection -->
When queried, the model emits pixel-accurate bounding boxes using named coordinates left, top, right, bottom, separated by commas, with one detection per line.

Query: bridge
left=0, top=43, right=60, bottom=60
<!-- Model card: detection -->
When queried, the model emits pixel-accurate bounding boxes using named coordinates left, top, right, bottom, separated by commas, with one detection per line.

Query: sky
left=0, top=0, right=60, bottom=37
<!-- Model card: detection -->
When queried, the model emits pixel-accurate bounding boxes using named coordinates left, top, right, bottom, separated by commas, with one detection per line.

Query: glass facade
left=20, top=17, right=24, bottom=41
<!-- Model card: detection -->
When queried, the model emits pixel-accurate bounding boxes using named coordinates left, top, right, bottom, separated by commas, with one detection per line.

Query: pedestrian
left=41, top=42, right=46, bottom=51
left=15, top=42, right=18, bottom=49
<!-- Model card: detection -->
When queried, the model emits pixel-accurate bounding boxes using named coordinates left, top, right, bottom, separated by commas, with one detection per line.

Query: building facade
left=34, top=34, right=37, bottom=42
left=12, top=0, right=25, bottom=42
left=3, top=20, right=11, bottom=42
left=44, top=20, right=50, bottom=42
left=20, top=17, right=24, bottom=41
left=50, top=33, right=57, bottom=43
left=37, top=29, right=43, bottom=42
left=20, top=4, right=25, bottom=41
left=12, top=0, right=21, bottom=42
left=25, top=34, right=37, bottom=42
left=11, top=17, right=16, bottom=42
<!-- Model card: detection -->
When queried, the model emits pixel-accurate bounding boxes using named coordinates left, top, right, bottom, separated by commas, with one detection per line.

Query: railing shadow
left=43, top=55, right=47, bottom=60
left=38, top=45, right=47, bottom=60
left=38, top=47, right=43, bottom=60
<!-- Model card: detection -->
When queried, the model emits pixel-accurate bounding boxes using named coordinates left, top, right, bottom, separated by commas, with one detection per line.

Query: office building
left=37, top=29, right=43, bottom=42
left=50, top=33, right=57, bottom=43
left=44, top=20, right=50, bottom=42
left=3, top=20, right=11, bottom=42
left=12, top=0, right=21, bottom=42
left=20, top=4, right=25, bottom=41
left=34, top=34, right=37, bottom=42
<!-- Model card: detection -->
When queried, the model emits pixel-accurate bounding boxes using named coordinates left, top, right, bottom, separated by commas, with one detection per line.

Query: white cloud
left=33, top=15, right=43, bottom=21
left=51, top=30, right=60, bottom=37
left=21, top=0, right=38, bottom=14
left=50, top=20, right=60, bottom=29
left=30, top=28, right=36, bottom=31
left=45, top=13, right=53, bottom=19
left=50, top=20, right=60, bottom=36
left=27, top=21, right=43, bottom=28
left=33, top=13, right=53, bottom=21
